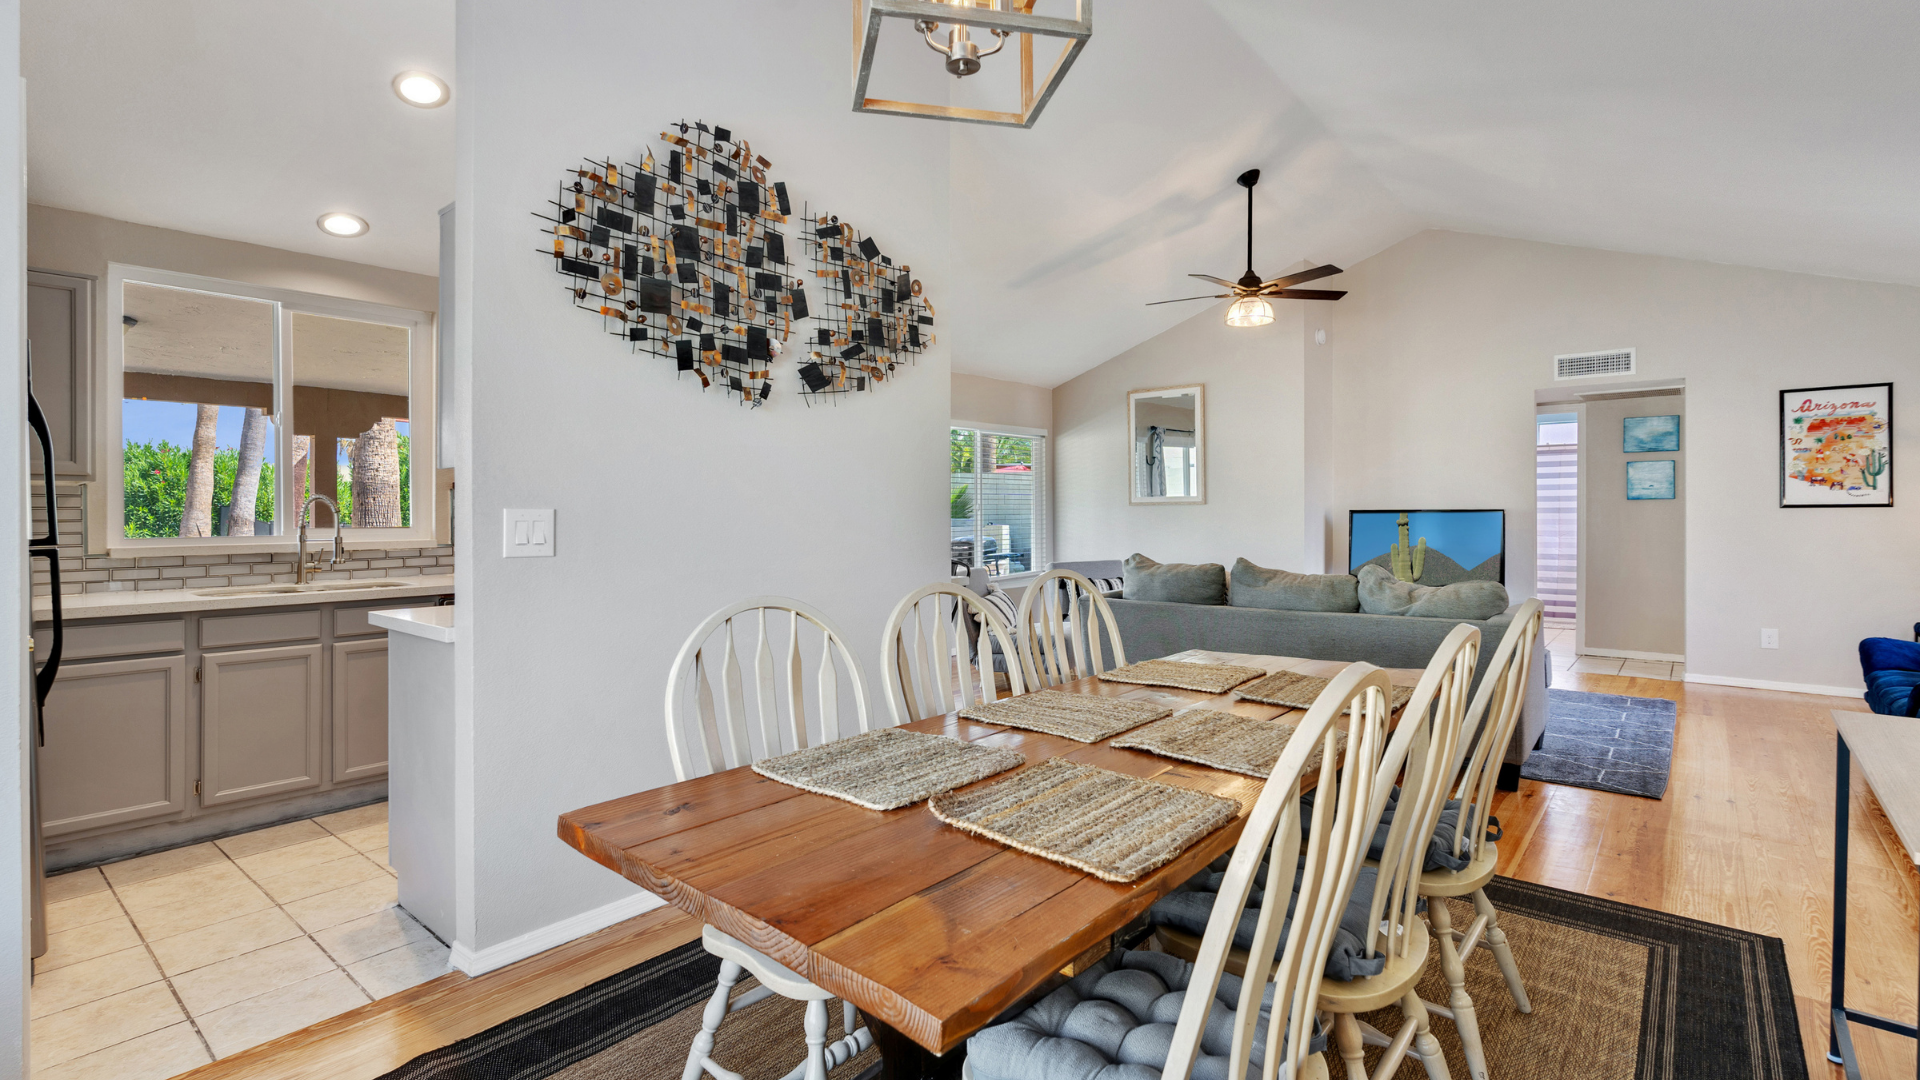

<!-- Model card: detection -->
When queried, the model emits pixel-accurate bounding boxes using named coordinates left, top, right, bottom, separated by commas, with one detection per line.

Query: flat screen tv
left=1347, top=509, right=1506, bottom=585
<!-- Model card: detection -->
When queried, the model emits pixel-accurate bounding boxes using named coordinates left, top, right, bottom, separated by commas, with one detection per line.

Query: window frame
left=950, top=420, right=1049, bottom=584
left=105, top=263, right=437, bottom=555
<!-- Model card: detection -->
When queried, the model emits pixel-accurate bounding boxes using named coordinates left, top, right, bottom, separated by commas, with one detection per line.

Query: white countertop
left=36, top=574, right=457, bottom=621
left=369, top=605, right=456, bottom=643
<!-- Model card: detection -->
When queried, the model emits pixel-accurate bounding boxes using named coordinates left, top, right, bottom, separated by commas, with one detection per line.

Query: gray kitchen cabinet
left=39, top=655, right=189, bottom=836
left=26, top=269, right=93, bottom=477
left=200, top=643, right=324, bottom=806
left=331, top=638, right=389, bottom=783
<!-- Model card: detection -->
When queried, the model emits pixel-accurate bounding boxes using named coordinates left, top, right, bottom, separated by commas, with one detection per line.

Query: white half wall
left=4, top=0, right=31, bottom=1069
left=1053, top=298, right=1315, bottom=571
left=455, top=0, right=950, bottom=954
left=1327, top=230, right=1919, bottom=691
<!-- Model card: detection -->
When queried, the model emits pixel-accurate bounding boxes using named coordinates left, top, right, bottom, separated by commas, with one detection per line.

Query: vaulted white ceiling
left=1207, top=0, right=1920, bottom=291
left=24, top=0, right=1920, bottom=387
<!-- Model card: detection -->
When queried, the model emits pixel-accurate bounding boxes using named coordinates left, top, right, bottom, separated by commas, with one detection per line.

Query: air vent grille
left=1554, top=349, right=1635, bottom=380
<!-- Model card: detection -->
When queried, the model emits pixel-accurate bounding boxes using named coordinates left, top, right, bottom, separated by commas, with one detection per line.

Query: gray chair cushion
left=1305, top=786, right=1494, bottom=874
left=1229, top=559, right=1359, bottom=613
left=1124, top=554, right=1228, bottom=606
left=1148, top=854, right=1385, bottom=982
left=1356, top=564, right=1510, bottom=620
left=965, top=949, right=1324, bottom=1080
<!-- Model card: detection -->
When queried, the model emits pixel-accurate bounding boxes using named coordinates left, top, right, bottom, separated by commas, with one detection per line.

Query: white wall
left=1580, top=393, right=1685, bottom=658
left=3, top=0, right=31, bottom=1067
left=455, top=0, right=950, bottom=955
left=1328, top=230, right=1919, bottom=693
left=1052, top=298, right=1316, bottom=571
left=951, top=372, right=1050, bottom=433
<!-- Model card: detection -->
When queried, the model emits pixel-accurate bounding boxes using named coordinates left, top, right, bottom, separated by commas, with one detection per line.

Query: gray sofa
left=1056, top=560, right=1547, bottom=784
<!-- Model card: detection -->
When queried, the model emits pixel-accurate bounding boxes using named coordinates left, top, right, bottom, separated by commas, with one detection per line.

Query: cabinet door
left=332, top=638, right=389, bottom=783
left=202, top=644, right=323, bottom=806
left=26, top=269, right=92, bottom=477
left=40, top=656, right=188, bottom=836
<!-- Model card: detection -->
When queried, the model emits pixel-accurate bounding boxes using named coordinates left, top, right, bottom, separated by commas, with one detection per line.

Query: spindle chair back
left=883, top=583, right=1025, bottom=727
left=664, top=596, right=871, bottom=783
left=1159, top=663, right=1395, bottom=1080
left=1013, top=567, right=1127, bottom=690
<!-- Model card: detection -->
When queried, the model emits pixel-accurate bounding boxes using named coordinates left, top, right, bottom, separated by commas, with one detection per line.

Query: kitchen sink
left=194, top=580, right=417, bottom=598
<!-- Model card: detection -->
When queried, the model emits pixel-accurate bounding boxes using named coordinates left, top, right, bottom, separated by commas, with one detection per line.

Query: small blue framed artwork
left=1626, top=459, right=1676, bottom=500
left=1622, top=414, right=1681, bottom=453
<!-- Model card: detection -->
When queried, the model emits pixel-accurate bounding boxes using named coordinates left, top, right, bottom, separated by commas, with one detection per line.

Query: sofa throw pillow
left=1089, top=575, right=1124, bottom=594
left=970, top=585, right=1019, bottom=632
left=1123, top=554, right=1227, bottom=605
left=1229, top=558, right=1360, bottom=613
left=1357, top=563, right=1509, bottom=620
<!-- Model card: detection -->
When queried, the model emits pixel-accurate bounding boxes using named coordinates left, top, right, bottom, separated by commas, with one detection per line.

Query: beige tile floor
left=32, top=801, right=451, bottom=1078
left=1542, top=623, right=1685, bottom=681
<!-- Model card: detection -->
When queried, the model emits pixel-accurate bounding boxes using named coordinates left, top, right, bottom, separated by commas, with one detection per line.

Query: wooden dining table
left=557, top=650, right=1423, bottom=1079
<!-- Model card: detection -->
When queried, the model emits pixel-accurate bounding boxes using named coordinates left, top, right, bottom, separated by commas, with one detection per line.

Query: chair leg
left=1334, top=1011, right=1369, bottom=1080
left=683, top=960, right=743, bottom=1080
left=842, top=999, right=858, bottom=1041
left=1474, top=887, right=1531, bottom=1014
left=803, top=999, right=829, bottom=1080
left=1429, top=899, right=1489, bottom=1080
left=1404, top=990, right=1452, bottom=1080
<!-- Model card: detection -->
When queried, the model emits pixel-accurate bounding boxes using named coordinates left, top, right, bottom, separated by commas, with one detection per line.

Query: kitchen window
left=950, top=425, right=1047, bottom=579
left=107, top=265, right=436, bottom=551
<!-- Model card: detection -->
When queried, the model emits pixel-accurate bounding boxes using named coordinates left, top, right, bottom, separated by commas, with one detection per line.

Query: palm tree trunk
left=179, top=404, right=219, bottom=537
left=226, top=407, right=269, bottom=536
left=350, top=420, right=402, bottom=527
left=290, top=435, right=315, bottom=525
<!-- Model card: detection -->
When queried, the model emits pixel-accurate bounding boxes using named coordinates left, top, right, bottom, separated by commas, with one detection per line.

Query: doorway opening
left=1535, top=411, right=1578, bottom=628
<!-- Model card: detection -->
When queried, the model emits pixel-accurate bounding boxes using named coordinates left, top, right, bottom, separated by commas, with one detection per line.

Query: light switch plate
left=503, top=509, right=555, bottom=558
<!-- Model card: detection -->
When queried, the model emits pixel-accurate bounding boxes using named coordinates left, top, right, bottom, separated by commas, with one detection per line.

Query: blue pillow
left=1861, top=637, right=1920, bottom=678
left=1866, top=670, right=1920, bottom=717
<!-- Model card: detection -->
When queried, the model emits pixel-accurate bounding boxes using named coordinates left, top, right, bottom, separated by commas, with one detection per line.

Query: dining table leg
left=865, top=1016, right=966, bottom=1080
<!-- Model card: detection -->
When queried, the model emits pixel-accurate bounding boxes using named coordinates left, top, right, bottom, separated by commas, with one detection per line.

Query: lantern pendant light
left=852, top=0, right=1092, bottom=128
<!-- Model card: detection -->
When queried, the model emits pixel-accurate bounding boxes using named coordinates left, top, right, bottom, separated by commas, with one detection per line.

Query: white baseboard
left=1682, top=672, right=1865, bottom=700
left=450, top=890, right=667, bottom=976
left=1582, top=647, right=1685, bottom=663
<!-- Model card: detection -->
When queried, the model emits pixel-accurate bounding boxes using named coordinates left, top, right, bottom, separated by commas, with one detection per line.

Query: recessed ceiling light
left=317, top=212, right=369, bottom=238
left=392, top=71, right=450, bottom=108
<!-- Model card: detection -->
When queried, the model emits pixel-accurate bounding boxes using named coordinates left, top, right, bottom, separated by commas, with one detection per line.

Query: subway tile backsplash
left=31, top=484, right=454, bottom=596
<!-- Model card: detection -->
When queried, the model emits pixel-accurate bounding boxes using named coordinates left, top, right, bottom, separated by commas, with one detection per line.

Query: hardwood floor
left=175, top=666, right=1904, bottom=1080
left=1493, top=666, right=1913, bottom=1079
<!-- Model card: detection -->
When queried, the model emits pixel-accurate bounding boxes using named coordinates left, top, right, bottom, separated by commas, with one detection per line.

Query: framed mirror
left=1129, top=384, right=1205, bottom=504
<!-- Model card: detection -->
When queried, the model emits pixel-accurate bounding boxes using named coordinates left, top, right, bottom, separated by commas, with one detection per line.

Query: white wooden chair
left=1321, top=621, right=1480, bottom=1080
left=664, top=597, right=873, bottom=1080
left=882, top=583, right=1026, bottom=728
left=1152, top=625, right=1479, bottom=1080
left=960, top=662, right=1397, bottom=1080
left=1012, top=568, right=1126, bottom=690
left=1414, top=598, right=1545, bottom=1080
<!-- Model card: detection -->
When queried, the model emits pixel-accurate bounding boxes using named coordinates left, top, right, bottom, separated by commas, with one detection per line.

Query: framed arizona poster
left=1780, top=383, right=1893, bottom=507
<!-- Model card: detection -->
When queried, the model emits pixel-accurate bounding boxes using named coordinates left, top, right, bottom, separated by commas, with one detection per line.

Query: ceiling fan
left=1148, top=168, right=1345, bottom=326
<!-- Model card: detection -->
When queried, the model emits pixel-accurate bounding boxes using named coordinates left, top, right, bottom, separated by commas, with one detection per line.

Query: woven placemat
left=928, top=757, right=1240, bottom=882
left=750, top=728, right=1025, bottom=811
left=1096, top=659, right=1268, bottom=694
left=958, top=690, right=1172, bottom=743
left=1233, top=670, right=1415, bottom=712
left=1111, top=708, right=1342, bottom=779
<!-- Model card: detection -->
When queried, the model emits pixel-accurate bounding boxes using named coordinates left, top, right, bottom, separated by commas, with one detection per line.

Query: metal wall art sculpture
left=536, top=121, right=806, bottom=407
left=794, top=208, right=936, bottom=403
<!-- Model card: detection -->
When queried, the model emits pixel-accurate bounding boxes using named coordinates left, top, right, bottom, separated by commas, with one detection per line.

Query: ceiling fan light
left=1225, top=297, right=1273, bottom=328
